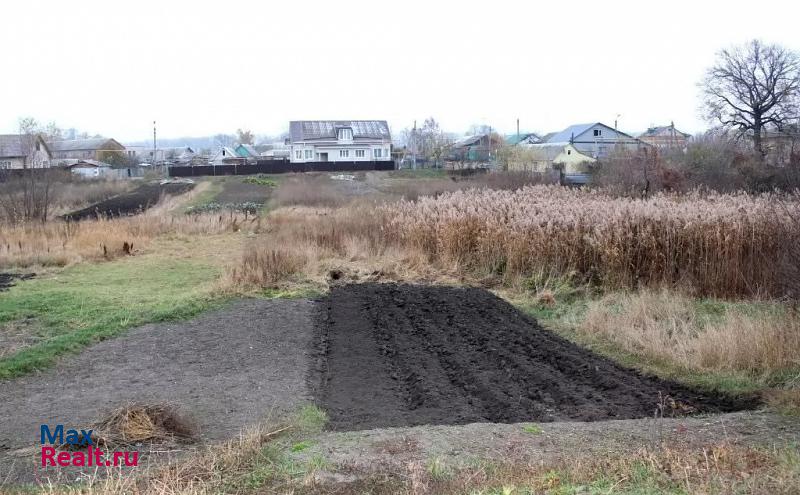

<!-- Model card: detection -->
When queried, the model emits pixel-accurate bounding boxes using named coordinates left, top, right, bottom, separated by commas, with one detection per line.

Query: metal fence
left=168, top=160, right=395, bottom=177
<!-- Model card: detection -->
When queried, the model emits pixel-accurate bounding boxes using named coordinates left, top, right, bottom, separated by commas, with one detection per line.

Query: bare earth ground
left=312, top=284, right=754, bottom=431
left=0, top=299, right=315, bottom=483
left=298, top=411, right=800, bottom=487
left=62, top=182, right=195, bottom=221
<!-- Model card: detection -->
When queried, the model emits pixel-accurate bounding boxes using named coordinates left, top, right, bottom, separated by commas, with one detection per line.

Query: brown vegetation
left=91, top=403, right=198, bottom=447
left=579, top=290, right=800, bottom=384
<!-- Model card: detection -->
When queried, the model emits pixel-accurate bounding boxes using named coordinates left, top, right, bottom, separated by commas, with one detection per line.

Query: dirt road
left=0, top=298, right=314, bottom=482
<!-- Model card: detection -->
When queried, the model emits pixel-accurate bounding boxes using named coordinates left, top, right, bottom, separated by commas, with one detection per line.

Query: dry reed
left=386, top=186, right=800, bottom=297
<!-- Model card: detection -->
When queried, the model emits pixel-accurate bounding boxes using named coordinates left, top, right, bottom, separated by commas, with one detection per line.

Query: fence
left=168, top=160, right=395, bottom=177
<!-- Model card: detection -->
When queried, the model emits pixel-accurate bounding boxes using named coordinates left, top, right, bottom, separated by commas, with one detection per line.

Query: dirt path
left=312, top=284, right=755, bottom=431
left=297, top=410, right=800, bottom=490
left=0, top=298, right=315, bottom=482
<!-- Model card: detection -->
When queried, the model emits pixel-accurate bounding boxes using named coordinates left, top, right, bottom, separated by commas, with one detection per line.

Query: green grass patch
left=261, top=286, right=324, bottom=300
left=182, top=179, right=223, bottom=210
left=522, top=423, right=542, bottom=434
left=243, top=175, right=278, bottom=187
left=0, top=255, right=223, bottom=379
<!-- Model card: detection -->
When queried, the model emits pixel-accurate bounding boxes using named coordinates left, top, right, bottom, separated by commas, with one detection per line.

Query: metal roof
left=0, top=134, right=49, bottom=157
left=48, top=138, right=124, bottom=152
left=0, top=134, right=26, bottom=157
left=289, top=120, right=391, bottom=142
left=544, top=123, right=598, bottom=144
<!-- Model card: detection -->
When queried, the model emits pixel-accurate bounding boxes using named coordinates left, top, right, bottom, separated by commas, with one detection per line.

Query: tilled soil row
left=311, top=283, right=756, bottom=431
left=62, top=182, right=194, bottom=220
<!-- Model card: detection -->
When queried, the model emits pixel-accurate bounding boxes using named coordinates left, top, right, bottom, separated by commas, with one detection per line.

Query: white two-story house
left=289, top=120, right=391, bottom=163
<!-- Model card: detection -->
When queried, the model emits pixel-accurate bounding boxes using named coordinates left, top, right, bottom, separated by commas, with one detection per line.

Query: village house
left=234, top=144, right=260, bottom=161
left=449, top=133, right=504, bottom=163
left=533, top=123, right=647, bottom=159
left=209, top=146, right=245, bottom=165
left=638, top=123, right=691, bottom=148
left=289, top=120, right=391, bottom=163
left=49, top=138, right=127, bottom=164
left=0, top=134, right=52, bottom=169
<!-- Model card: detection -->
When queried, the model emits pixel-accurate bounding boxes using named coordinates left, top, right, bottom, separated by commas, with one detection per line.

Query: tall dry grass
left=0, top=206, right=251, bottom=269
left=579, top=290, right=800, bottom=383
left=386, top=186, right=800, bottom=297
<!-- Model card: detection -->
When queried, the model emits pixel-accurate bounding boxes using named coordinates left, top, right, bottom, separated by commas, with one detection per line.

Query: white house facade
left=289, top=120, right=391, bottom=163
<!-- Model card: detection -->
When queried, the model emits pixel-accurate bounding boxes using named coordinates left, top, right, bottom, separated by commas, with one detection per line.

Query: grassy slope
left=512, top=290, right=790, bottom=397
left=0, top=253, right=223, bottom=379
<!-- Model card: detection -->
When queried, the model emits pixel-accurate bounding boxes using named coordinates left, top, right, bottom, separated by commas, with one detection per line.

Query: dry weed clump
left=386, top=186, right=800, bottom=297
left=91, top=403, right=198, bottom=447
left=580, top=290, right=800, bottom=382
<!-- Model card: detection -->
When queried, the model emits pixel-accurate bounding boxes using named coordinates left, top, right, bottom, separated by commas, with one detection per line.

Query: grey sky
left=1, top=0, right=798, bottom=141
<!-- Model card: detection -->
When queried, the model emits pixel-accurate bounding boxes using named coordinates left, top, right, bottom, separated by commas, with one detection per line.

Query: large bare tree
left=701, top=39, right=800, bottom=155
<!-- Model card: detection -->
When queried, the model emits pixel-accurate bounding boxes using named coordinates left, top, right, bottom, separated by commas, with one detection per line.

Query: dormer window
left=337, top=128, right=353, bottom=141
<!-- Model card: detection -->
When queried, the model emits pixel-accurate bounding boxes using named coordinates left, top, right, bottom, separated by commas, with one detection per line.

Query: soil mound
left=312, top=283, right=756, bottom=431
left=62, top=182, right=193, bottom=220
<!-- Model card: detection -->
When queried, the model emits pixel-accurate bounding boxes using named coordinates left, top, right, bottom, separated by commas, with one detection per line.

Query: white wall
left=0, top=157, right=25, bottom=169
left=290, top=143, right=391, bottom=163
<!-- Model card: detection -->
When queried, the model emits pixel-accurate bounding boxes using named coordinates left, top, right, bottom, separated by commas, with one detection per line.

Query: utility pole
left=153, top=120, right=158, bottom=173
left=412, top=120, right=417, bottom=170
left=516, top=118, right=520, bottom=143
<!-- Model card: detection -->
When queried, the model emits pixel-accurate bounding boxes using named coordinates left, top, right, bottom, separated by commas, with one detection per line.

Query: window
left=337, top=128, right=353, bottom=141
left=355, top=149, right=365, bottom=158
left=593, top=129, right=602, bottom=137
left=567, top=149, right=571, bottom=155
left=0, top=161, right=11, bottom=169
left=339, top=149, right=350, bottom=158
left=295, top=150, right=302, bottom=159
left=373, top=148, right=382, bottom=158
left=304, top=149, right=313, bottom=159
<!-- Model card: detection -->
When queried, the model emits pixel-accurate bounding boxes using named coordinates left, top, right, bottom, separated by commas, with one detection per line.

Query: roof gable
left=545, top=123, right=636, bottom=144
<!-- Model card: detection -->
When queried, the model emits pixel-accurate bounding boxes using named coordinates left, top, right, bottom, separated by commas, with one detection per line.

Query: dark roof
left=48, top=138, right=125, bottom=152
left=0, top=134, right=49, bottom=157
left=639, top=125, right=691, bottom=138
left=505, top=132, right=542, bottom=145
left=289, top=120, right=391, bottom=142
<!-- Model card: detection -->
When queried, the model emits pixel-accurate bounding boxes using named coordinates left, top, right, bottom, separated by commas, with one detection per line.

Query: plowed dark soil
left=312, top=284, right=756, bottom=431
left=63, top=182, right=194, bottom=220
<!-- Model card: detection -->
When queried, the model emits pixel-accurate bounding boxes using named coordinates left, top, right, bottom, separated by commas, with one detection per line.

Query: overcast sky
left=1, top=0, right=798, bottom=142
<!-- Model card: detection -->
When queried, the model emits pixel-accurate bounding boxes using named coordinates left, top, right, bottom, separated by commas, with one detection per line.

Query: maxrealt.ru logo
left=40, top=425, right=138, bottom=467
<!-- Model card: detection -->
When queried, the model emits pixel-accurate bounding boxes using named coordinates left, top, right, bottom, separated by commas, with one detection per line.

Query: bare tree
left=236, top=128, right=255, bottom=145
left=418, top=118, right=452, bottom=168
left=701, top=39, right=800, bottom=155
left=0, top=118, right=57, bottom=223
